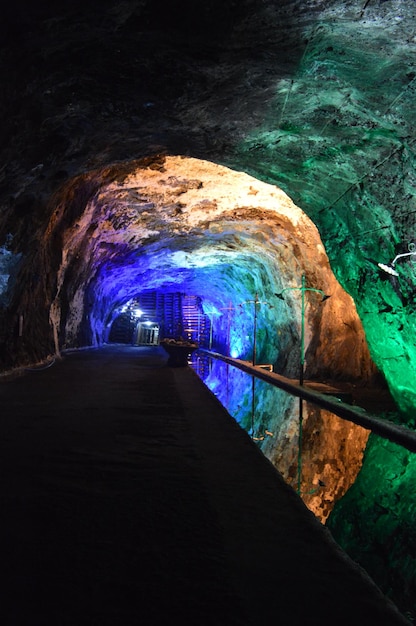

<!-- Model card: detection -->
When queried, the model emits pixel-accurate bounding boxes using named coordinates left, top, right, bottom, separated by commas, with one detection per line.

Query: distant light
left=378, top=262, right=399, bottom=277
left=378, top=247, right=416, bottom=277
left=230, top=348, right=239, bottom=358
left=131, top=308, right=143, bottom=318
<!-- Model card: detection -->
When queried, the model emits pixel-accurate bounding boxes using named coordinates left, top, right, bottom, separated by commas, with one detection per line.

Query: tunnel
left=0, top=151, right=392, bottom=522
left=1, top=0, right=416, bottom=619
left=9, top=155, right=371, bottom=384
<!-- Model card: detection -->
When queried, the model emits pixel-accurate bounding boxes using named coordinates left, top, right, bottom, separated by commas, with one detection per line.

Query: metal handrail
left=198, top=349, right=416, bottom=453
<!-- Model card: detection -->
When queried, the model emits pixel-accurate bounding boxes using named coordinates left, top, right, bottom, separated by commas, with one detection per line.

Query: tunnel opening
left=107, top=291, right=212, bottom=349
left=22, top=153, right=374, bottom=388
left=135, top=321, right=160, bottom=346
left=1, top=152, right=404, bottom=589
left=0, top=1, right=415, bottom=615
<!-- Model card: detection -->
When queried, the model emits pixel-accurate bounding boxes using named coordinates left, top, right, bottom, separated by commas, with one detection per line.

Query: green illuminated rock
left=232, top=4, right=416, bottom=416
left=328, top=435, right=416, bottom=620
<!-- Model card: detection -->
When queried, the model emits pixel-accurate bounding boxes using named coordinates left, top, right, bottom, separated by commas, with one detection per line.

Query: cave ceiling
left=0, top=0, right=415, bottom=413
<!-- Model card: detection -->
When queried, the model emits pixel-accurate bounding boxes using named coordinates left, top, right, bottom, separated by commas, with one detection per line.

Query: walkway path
left=0, top=346, right=410, bottom=625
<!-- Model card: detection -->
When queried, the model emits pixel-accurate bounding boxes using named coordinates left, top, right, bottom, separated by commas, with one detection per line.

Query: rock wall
left=328, top=434, right=416, bottom=621
left=13, top=156, right=372, bottom=381
left=0, top=1, right=415, bottom=617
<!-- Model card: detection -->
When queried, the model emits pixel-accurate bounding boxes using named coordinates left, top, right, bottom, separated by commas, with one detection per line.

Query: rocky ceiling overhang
left=0, top=0, right=415, bottom=414
left=1, top=155, right=373, bottom=385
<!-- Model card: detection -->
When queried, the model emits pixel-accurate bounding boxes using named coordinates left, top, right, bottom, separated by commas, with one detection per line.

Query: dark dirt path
left=0, top=346, right=410, bottom=625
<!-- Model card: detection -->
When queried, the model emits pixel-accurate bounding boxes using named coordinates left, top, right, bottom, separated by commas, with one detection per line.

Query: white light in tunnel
left=377, top=262, right=399, bottom=277
left=119, top=299, right=143, bottom=316
left=378, top=249, right=416, bottom=277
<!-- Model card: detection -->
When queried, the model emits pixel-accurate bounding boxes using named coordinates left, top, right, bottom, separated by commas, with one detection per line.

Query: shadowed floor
left=0, top=345, right=410, bottom=625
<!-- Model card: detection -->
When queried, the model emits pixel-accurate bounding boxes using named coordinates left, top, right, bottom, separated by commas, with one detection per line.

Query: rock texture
left=328, top=433, right=416, bottom=622
left=1, top=0, right=415, bottom=412
left=0, top=149, right=375, bottom=545
left=45, top=156, right=372, bottom=373
left=1, top=0, right=416, bottom=618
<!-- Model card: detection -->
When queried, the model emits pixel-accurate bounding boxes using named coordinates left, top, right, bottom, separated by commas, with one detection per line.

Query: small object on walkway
left=160, top=338, right=198, bottom=367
